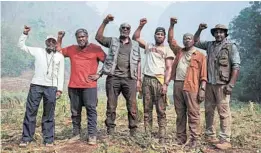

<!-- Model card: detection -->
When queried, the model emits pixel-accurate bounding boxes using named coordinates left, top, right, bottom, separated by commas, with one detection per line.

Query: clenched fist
left=104, top=14, right=114, bottom=23
left=170, top=17, right=177, bottom=26
left=58, top=31, right=65, bottom=38
left=198, top=23, right=208, bottom=30
left=139, top=18, right=147, bottom=26
left=23, top=25, right=31, bottom=35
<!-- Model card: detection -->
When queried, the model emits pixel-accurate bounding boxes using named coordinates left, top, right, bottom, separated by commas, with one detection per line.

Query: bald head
left=183, top=33, right=194, bottom=49
left=183, top=33, right=194, bottom=39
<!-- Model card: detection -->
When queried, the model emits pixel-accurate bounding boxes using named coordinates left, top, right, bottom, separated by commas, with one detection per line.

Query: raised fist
left=139, top=18, right=147, bottom=26
left=23, top=25, right=31, bottom=35
left=170, top=17, right=177, bottom=25
left=58, top=31, right=65, bottom=38
left=104, top=14, right=114, bottom=23
left=199, top=23, right=208, bottom=30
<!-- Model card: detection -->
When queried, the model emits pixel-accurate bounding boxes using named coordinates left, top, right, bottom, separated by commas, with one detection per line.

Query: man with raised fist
left=168, top=17, right=207, bottom=148
left=132, top=18, right=174, bottom=144
left=94, top=14, right=141, bottom=137
left=56, top=28, right=106, bottom=145
left=18, top=25, right=64, bottom=147
left=193, top=23, right=240, bottom=150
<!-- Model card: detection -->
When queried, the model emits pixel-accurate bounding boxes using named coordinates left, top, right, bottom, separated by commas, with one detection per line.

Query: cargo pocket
left=219, top=56, right=229, bottom=66
left=219, top=70, right=230, bottom=82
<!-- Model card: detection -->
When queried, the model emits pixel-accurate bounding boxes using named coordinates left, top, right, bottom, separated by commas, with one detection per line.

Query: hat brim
left=211, top=28, right=228, bottom=37
left=46, top=37, right=57, bottom=42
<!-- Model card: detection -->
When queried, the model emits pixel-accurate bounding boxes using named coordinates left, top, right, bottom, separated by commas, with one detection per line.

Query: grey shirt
left=194, top=38, right=240, bottom=84
left=99, top=37, right=132, bottom=78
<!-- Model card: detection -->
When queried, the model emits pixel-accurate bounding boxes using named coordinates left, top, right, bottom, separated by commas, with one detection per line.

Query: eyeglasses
left=121, top=26, right=130, bottom=30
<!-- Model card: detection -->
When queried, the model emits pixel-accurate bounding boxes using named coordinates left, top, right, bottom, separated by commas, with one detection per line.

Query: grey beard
left=46, top=48, right=56, bottom=54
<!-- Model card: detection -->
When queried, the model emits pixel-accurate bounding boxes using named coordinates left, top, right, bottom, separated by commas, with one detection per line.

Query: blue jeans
left=22, top=84, right=57, bottom=144
left=68, top=88, right=97, bottom=137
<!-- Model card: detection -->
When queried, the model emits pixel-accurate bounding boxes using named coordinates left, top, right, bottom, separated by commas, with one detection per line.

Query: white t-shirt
left=18, top=34, right=64, bottom=91
left=143, top=43, right=175, bottom=76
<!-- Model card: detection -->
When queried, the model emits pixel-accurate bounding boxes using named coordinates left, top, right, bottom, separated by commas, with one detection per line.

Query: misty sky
left=85, top=1, right=250, bottom=45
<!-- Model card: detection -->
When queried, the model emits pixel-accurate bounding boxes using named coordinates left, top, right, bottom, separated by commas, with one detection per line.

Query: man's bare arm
left=95, top=14, right=114, bottom=47
left=57, top=31, right=65, bottom=52
left=132, top=18, right=147, bottom=49
left=168, top=17, right=182, bottom=55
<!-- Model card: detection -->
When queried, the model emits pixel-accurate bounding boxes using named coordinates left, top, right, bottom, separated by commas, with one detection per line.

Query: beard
left=120, top=31, right=130, bottom=38
left=46, top=47, right=56, bottom=54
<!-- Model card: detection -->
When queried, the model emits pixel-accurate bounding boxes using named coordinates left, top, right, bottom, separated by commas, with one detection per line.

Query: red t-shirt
left=62, top=43, right=106, bottom=88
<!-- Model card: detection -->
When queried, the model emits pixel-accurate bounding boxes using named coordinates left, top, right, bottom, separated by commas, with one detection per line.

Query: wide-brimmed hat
left=211, top=24, right=228, bottom=37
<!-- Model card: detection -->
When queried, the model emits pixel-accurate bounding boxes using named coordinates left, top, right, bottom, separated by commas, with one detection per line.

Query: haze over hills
left=1, top=1, right=250, bottom=93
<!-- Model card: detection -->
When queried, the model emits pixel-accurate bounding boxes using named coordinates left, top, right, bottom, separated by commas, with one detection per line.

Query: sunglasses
left=121, top=26, right=130, bottom=30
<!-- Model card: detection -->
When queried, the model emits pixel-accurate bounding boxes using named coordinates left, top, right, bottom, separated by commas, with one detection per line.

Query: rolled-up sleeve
left=200, top=54, right=208, bottom=82
left=230, top=44, right=241, bottom=70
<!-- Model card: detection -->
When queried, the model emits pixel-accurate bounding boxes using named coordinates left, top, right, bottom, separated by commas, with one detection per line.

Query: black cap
left=155, top=27, right=166, bottom=35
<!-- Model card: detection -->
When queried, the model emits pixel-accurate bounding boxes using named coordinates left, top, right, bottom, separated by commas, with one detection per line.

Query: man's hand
left=137, top=80, right=142, bottom=92
left=104, top=14, right=114, bottom=24
left=198, top=89, right=205, bottom=102
left=56, top=91, right=62, bottom=100
left=58, top=31, right=65, bottom=39
left=161, top=84, right=168, bottom=95
left=198, top=23, right=208, bottom=31
left=23, top=25, right=31, bottom=35
left=170, top=17, right=178, bottom=26
left=139, top=18, right=147, bottom=27
left=88, top=74, right=101, bottom=81
left=223, top=84, right=233, bottom=95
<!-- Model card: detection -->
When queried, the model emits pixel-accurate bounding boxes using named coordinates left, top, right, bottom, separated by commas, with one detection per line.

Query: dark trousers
left=22, top=84, right=57, bottom=144
left=142, top=75, right=167, bottom=130
left=105, top=76, right=138, bottom=130
left=68, top=87, right=97, bottom=137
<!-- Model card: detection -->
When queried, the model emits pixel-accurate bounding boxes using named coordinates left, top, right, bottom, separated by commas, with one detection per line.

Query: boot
left=88, top=136, right=97, bottom=145
left=144, top=125, right=152, bottom=137
left=158, top=127, right=166, bottom=144
left=19, top=141, right=30, bottom=148
left=130, top=128, right=137, bottom=137
left=215, top=140, right=232, bottom=150
left=185, top=138, right=198, bottom=149
left=205, top=136, right=219, bottom=144
left=107, top=127, right=115, bottom=135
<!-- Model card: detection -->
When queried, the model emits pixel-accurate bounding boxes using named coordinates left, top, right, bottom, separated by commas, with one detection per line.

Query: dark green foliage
left=229, top=2, right=261, bottom=103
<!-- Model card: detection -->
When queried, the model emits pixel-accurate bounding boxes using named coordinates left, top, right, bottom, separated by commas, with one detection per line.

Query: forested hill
left=1, top=1, right=118, bottom=77
left=1, top=1, right=261, bottom=103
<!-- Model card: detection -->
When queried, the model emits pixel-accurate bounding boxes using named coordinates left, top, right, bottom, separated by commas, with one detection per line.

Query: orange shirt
left=170, top=40, right=207, bottom=93
left=62, top=44, right=106, bottom=88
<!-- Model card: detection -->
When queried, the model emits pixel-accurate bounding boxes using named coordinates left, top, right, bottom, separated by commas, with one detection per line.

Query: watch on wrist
left=200, top=86, right=205, bottom=91
left=98, top=71, right=103, bottom=77
left=228, top=84, right=234, bottom=88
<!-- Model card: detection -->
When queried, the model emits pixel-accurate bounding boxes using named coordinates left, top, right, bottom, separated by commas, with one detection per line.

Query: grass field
left=1, top=91, right=261, bottom=153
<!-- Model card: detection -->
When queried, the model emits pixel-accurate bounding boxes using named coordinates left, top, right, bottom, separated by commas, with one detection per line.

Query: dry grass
left=1, top=92, right=261, bottom=153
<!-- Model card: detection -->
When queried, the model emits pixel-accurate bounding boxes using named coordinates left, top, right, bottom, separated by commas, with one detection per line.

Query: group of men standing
left=18, top=14, right=240, bottom=150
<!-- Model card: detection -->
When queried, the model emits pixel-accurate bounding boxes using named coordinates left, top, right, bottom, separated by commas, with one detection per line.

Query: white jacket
left=17, top=34, right=64, bottom=91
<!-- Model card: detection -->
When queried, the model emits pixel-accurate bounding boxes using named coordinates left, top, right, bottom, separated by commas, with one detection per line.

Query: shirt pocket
left=190, top=59, right=199, bottom=69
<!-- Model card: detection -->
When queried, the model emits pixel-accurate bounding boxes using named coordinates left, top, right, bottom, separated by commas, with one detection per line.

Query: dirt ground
left=1, top=71, right=261, bottom=153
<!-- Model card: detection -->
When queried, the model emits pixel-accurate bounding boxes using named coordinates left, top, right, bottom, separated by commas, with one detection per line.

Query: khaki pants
left=205, top=84, right=231, bottom=142
left=174, top=81, right=200, bottom=143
